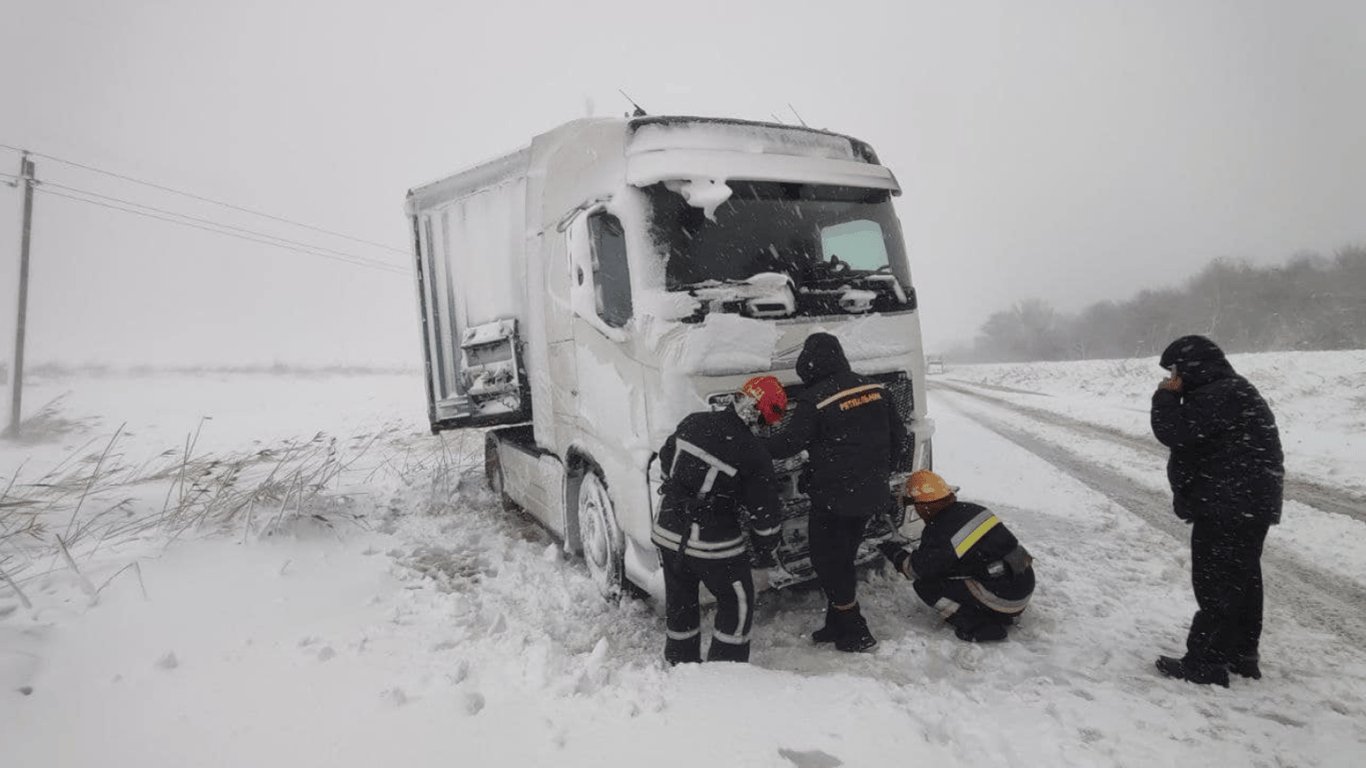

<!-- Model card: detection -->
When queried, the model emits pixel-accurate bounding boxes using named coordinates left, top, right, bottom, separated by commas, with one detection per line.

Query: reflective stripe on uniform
left=966, top=579, right=1031, bottom=614
left=933, top=596, right=961, bottom=619
left=667, top=627, right=701, bottom=640
left=651, top=521, right=747, bottom=558
left=673, top=438, right=738, bottom=496
left=683, top=544, right=748, bottom=559
left=952, top=511, right=1001, bottom=558
left=816, top=383, right=886, bottom=410
left=712, top=629, right=750, bottom=645
left=712, top=580, right=751, bottom=645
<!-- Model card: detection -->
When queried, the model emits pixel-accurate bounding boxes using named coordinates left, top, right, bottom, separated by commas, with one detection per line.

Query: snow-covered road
left=4, top=363, right=1366, bottom=767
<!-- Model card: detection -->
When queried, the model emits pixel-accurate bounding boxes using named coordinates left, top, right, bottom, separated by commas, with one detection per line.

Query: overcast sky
left=2, top=0, right=1364, bottom=367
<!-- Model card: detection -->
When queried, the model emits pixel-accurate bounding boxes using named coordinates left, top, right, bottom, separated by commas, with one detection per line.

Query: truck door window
left=589, top=212, right=632, bottom=328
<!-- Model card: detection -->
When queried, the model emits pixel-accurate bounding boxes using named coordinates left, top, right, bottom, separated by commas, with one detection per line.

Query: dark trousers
left=913, top=571, right=1034, bottom=631
left=1186, top=517, right=1270, bottom=665
left=658, top=547, right=756, bottom=664
left=809, top=512, right=868, bottom=607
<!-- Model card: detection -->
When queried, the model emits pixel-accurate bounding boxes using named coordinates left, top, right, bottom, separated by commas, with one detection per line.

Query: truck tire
left=576, top=470, right=625, bottom=601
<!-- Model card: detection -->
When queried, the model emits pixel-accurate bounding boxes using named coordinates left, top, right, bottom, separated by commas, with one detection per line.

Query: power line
left=0, top=141, right=409, bottom=257
left=37, top=186, right=408, bottom=276
left=34, top=149, right=411, bottom=256
left=39, top=185, right=408, bottom=276
left=38, top=179, right=408, bottom=274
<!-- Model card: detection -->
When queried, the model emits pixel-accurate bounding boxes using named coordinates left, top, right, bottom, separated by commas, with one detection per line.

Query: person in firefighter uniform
left=652, top=375, right=788, bottom=665
left=765, top=332, right=906, bottom=653
left=879, top=470, right=1035, bottom=642
left=1150, top=335, right=1283, bottom=687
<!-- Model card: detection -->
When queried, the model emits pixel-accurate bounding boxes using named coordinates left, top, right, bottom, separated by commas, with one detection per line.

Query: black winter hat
left=1158, top=335, right=1234, bottom=387
left=796, top=332, right=851, bottom=384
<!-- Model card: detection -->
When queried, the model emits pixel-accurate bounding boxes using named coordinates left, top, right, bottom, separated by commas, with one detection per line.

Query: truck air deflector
left=625, top=151, right=900, bottom=193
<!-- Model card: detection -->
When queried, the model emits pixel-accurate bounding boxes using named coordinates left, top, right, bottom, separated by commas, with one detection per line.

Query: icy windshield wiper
left=684, top=272, right=796, bottom=319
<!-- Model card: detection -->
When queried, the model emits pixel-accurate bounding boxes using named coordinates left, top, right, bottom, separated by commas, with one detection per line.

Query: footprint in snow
left=778, top=747, right=842, bottom=767
left=383, top=687, right=408, bottom=706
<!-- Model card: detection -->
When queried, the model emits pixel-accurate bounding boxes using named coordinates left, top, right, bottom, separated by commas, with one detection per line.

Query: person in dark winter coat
left=878, top=470, right=1035, bottom=642
left=1150, top=334, right=1284, bottom=687
left=652, top=375, right=788, bottom=665
left=765, top=332, right=907, bottom=653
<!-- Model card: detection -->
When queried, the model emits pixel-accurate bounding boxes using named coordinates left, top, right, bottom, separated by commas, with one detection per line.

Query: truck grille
left=740, top=370, right=911, bottom=586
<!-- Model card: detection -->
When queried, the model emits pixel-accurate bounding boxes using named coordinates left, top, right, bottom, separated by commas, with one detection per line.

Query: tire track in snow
left=931, top=383, right=1366, bottom=650
left=934, top=379, right=1365, bottom=523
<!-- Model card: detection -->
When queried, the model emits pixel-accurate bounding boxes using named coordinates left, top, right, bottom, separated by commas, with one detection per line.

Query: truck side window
left=588, top=212, right=632, bottom=328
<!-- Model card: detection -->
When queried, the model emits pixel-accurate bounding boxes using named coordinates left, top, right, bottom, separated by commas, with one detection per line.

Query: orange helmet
left=906, top=469, right=957, bottom=503
left=739, top=375, right=788, bottom=425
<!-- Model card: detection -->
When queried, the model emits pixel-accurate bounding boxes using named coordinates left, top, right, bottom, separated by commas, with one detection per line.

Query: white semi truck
left=405, top=115, right=934, bottom=602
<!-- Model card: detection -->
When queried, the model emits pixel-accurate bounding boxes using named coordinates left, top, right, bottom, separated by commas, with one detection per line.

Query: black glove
left=878, top=541, right=911, bottom=577
left=877, top=541, right=905, bottom=562
left=750, top=548, right=778, bottom=569
left=1173, top=495, right=1195, bottom=523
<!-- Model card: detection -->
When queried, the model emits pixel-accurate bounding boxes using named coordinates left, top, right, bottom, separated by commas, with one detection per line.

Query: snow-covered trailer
left=405, top=115, right=935, bottom=602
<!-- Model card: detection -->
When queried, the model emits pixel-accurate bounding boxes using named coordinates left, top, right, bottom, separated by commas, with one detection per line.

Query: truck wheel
left=577, top=470, right=624, bottom=601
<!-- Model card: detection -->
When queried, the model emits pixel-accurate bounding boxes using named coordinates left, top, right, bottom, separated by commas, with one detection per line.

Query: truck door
left=564, top=205, right=649, bottom=459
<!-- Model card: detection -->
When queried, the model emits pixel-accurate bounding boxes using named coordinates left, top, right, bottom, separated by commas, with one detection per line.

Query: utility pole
left=5, top=152, right=35, bottom=439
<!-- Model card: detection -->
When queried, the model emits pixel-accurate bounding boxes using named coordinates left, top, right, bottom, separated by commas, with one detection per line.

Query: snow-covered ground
left=2, top=351, right=1365, bottom=767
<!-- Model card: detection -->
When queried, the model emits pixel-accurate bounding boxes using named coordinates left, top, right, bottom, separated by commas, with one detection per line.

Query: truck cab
left=406, top=115, right=934, bottom=603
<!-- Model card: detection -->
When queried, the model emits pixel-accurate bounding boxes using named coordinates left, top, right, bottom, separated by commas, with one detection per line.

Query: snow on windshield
left=644, top=181, right=907, bottom=292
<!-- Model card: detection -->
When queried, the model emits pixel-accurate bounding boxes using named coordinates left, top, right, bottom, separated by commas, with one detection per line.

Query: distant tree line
left=953, top=245, right=1366, bottom=362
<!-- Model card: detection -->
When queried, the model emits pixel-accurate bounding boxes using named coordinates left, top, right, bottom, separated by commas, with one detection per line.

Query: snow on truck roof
left=628, top=116, right=880, bottom=162
left=627, top=117, right=899, bottom=192
left=405, top=116, right=898, bottom=211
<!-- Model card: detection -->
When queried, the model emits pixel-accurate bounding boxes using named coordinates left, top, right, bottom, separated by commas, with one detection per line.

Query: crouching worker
left=651, top=375, right=788, bottom=665
left=878, top=470, right=1035, bottom=642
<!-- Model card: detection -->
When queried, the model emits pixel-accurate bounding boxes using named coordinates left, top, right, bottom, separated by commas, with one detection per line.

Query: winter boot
left=833, top=604, right=878, bottom=653
left=811, top=603, right=839, bottom=644
left=954, top=621, right=1008, bottom=643
left=664, top=633, right=702, bottom=666
left=1230, top=654, right=1262, bottom=680
left=1155, top=655, right=1230, bottom=687
left=706, top=637, right=751, bottom=663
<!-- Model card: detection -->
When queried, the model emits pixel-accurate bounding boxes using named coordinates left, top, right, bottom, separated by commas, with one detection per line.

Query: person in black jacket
left=652, top=375, right=788, bottom=665
left=765, top=332, right=906, bottom=653
left=1151, top=334, right=1283, bottom=687
left=878, top=470, right=1035, bottom=642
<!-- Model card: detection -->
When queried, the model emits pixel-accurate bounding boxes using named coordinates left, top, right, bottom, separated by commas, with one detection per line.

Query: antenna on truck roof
left=618, top=89, right=648, bottom=117
left=788, top=103, right=809, bottom=127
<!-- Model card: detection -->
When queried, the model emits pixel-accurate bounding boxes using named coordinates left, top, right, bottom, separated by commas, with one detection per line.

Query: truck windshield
left=644, top=181, right=911, bottom=294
